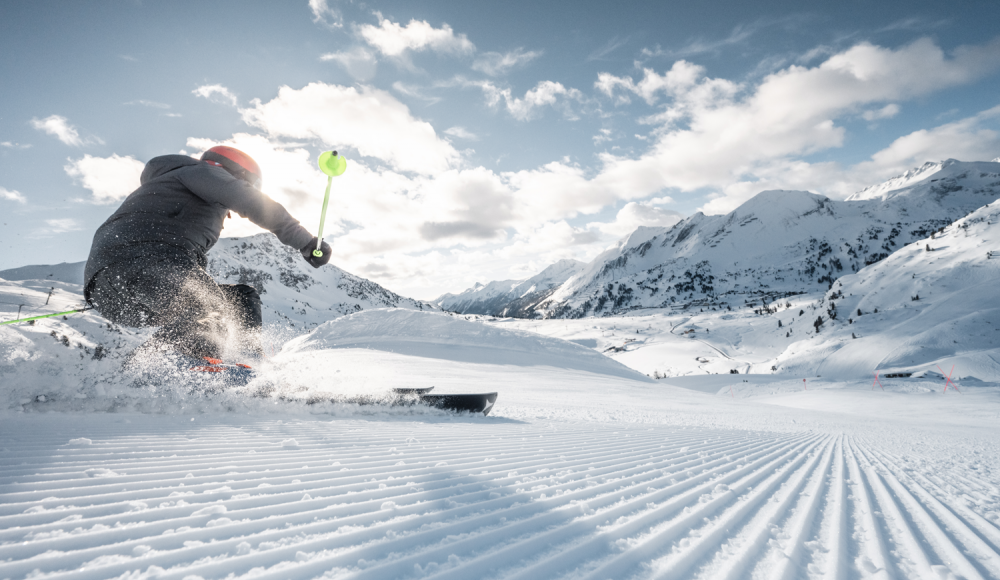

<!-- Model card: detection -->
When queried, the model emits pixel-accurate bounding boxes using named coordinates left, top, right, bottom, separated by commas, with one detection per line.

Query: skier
left=83, top=146, right=331, bottom=374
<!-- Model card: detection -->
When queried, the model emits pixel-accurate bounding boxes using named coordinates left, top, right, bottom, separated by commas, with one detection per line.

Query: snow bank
left=280, top=308, right=652, bottom=382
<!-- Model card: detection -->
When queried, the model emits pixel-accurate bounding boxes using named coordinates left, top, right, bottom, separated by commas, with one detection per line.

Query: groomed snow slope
left=2, top=379, right=1000, bottom=579
left=3, top=307, right=1000, bottom=579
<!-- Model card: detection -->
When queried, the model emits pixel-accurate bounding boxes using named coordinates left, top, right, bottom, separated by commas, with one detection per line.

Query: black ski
left=419, top=392, right=498, bottom=415
left=297, top=388, right=498, bottom=415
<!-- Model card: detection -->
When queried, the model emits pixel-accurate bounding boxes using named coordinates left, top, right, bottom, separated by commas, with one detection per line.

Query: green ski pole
left=314, top=150, right=348, bottom=257
left=0, top=306, right=93, bottom=326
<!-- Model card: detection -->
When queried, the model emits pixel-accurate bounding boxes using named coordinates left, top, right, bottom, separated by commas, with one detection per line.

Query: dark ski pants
left=87, top=251, right=262, bottom=360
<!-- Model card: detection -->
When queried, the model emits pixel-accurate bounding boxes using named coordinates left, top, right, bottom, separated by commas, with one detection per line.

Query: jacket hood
left=140, top=155, right=201, bottom=185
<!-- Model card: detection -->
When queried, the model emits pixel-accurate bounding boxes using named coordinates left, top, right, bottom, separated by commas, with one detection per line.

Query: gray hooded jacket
left=84, top=155, right=313, bottom=296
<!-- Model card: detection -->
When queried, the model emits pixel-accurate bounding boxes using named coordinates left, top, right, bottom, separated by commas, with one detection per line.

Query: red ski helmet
left=201, top=146, right=262, bottom=189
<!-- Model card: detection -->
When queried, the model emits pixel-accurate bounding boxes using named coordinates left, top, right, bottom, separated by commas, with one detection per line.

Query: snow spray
left=314, top=151, right=348, bottom=258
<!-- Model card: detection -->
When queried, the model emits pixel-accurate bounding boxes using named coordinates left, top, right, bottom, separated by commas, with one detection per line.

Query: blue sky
left=2, top=0, right=1000, bottom=299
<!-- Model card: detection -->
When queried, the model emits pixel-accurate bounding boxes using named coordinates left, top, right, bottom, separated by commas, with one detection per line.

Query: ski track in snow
left=2, top=417, right=998, bottom=580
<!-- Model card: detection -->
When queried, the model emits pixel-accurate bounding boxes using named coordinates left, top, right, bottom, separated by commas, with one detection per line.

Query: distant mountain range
left=0, top=261, right=85, bottom=285
left=437, top=258, right=584, bottom=317
left=437, top=159, right=1000, bottom=318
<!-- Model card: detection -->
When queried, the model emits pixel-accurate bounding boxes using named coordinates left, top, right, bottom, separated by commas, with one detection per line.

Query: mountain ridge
left=436, top=258, right=585, bottom=317
left=440, top=159, right=1000, bottom=319
left=208, top=234, right=435, bottom=330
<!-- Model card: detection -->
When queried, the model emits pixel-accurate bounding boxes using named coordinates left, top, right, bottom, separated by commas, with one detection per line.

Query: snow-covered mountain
left=772, top=196, right=1000, bottom=379
left=0, top=261, right=85, bottom=285
left=531, top=159, right=1000, bottom=318
left=845, top=159, right=951, bottom=201
left=436, top=258, right=585, bottom=317
left=207, top=234, right=434, bottom=330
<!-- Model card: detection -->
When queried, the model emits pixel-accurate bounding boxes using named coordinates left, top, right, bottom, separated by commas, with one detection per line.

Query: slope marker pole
left=872, top=371, right=884, bottom=391
left=937, top=364, right=960, bottom=394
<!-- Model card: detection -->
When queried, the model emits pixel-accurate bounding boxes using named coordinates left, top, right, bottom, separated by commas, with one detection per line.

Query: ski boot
left=188, top=357, right=256, bottom=387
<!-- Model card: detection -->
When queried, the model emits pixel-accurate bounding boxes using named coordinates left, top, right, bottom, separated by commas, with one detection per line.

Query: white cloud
left=320, top=47, right=377, bottom=80
left=798, top=45, right=835, bottom=64
left=45, top=218, right=81, bottom=233
left=585, top=36, right=1000, bottom=214
left=30, top=115, right=91, bottom=147
left=590, top=202, right=683, bottom=237
left=444, top=126, right=478, bottom=140
left=595, top=60, right=735, bottom=106
left=124, top=100, right=171, bottom=109
left=587, top=36, right=630, bottom=61
left=240, top=82, right=460, bottom=175
left=357, top=15, right=475, bottom=58
left=309, top=0, right=342, bottom=28
left=192, top=84, right=238, bottom=107
left=479, top=80, right=584, bottom=121
left=64, top=154, right=145, bottom=204
left=493, top=220, right=602, bottom=263
left=0, top=187, right=26, bottom=203
left=862, top=103, right=900, bottom=121
left=696, top=105, right=1000, bottom=215
left=854, top=105, right=1000, bottom=179
left=472, top=48, right=542, bottom=76
left=593, top=128, right=613, bottom=145
left=1, top=141, right=31, bottom=149
left=640, top=21, right=768, bottom=61
left=391, top=81, right=442, bottom=105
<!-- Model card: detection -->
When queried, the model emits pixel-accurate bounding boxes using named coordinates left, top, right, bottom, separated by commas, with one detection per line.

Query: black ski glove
left=301, top=237, right=332, bottom=268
